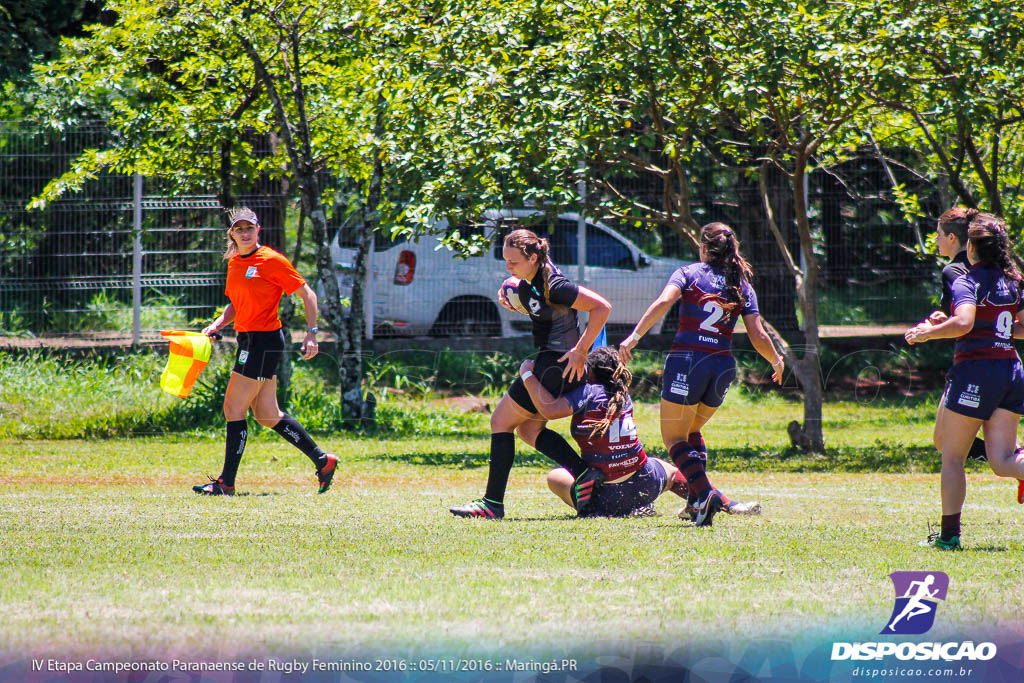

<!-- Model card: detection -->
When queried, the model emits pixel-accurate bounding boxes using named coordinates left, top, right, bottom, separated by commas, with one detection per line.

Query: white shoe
left=726, top=500, right=761, bottom=516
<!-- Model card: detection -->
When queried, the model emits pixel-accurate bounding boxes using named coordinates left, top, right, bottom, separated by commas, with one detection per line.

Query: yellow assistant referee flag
left=160, top=330, right=213, bottom=398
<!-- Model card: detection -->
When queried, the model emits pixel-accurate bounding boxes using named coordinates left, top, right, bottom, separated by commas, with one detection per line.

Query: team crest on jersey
left=245, top=266, right=258, bottom=279
left=528, top=298, right=541, bottom=314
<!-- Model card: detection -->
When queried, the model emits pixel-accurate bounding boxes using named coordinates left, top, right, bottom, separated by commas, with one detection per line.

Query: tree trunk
left=340, top=97, right=387, bottom=427
left=791, top=148, right=825, bottom=452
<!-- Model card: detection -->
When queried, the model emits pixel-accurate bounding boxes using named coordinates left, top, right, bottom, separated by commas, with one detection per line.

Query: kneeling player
left=519, top=347, right=754, bottom=522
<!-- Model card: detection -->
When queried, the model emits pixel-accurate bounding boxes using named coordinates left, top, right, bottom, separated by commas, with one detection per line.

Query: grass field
left=2, top=395, right=1022, bottom=664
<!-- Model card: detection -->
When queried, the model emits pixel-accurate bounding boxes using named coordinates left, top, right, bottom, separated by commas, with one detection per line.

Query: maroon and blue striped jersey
left=950, top=264, right=1021, bottom=363
left=564, top=383, right=646, bottom=480
left=666, top=263, right=759, bottom=354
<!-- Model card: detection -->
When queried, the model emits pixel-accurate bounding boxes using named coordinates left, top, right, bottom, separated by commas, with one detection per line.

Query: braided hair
left=504, top=228, right=558, bottom=306
left=584, top=347, right=633, bottom=439
left=699, top=222, right=753, bottom=312
left=967, top=213, right=1024, bottom=290
left=937, top=206, right=979, bottom=246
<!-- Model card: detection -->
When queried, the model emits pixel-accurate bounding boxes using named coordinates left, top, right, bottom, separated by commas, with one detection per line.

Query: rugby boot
left=317, top=453, right=338, bottom=494
left=726, top=500, right=762, bottom=516
left=920, top=532, right=961, bottom=551
left=572, top=467, right=606, bottom=513
left=449, top=498, right=504, bottom=519
left=193, top=476, right=235, bottom=496
left=692, top=488, right=723, bottom=527
left=1016, top=478, right=1023, bottom=504
left=630, top=505, right=658, bottom=518
left=678, top=502, right=697, bottom=522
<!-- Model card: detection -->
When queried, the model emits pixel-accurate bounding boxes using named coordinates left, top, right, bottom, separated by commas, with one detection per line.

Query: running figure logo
left=882, top=571, right=949, bottom=635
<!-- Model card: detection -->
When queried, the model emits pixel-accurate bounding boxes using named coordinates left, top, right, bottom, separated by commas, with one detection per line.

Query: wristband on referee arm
left=521, top=370, right=534, bottom=381
left=624, top=331, right=642, bottom=346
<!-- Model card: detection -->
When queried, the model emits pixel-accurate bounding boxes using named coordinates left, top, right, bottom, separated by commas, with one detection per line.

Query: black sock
left=941, top=513, right=961, bottom=541
left=484, top=433, right=515, bottom=505
left=535, top=428, right=588, bottom=478
left=219, top=420, right=248, bottom=487
left=272, top=414, right=327, bottom=468
left=967, top=438, right=987, bottom=461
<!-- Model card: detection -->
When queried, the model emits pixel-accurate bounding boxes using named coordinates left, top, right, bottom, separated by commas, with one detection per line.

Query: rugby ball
left=501, top=277, right=528, bottom=315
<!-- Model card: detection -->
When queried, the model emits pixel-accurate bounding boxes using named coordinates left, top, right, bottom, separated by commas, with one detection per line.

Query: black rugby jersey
left=516, top=263, right=581, bottom=353
left=940, top=251, right=971, bottom=315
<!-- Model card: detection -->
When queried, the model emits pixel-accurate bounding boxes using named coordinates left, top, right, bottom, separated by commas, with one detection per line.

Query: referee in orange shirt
left=195, top=208, right=337, bottom=495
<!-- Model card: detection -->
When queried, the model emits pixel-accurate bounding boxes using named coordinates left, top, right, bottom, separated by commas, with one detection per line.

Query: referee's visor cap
left=229, top=208, right=259, bottom=228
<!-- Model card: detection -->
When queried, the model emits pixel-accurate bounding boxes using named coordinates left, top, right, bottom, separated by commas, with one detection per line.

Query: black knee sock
left=535, top=428, right=588, bottom=478
left=219, top=420, right=248, bottom=487
left=272, top=414, right=327, bottom=468
left=484, top=433, right=515, bottom=505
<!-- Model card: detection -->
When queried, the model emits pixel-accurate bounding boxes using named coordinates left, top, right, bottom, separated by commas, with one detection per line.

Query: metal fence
left=0, top=121, right=284, bottom=344
left=1, top=122, right=939, bottom=346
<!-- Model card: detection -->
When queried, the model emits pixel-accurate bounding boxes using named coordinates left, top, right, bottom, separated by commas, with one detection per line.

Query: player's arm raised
left=518, top=360, right=574, bottom=420
left=619, top=284, right=681, bottom=363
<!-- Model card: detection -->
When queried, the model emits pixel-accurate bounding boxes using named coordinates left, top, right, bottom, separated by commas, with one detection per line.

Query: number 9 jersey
left=666, top=262, right=759, bottom=354
left=950, top=264, right=1021, bottom=364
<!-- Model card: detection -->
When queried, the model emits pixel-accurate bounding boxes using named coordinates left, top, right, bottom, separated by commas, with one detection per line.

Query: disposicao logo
left=882, top=571, right=948, bottom=635
left=831, top=571, right=997, bottom=662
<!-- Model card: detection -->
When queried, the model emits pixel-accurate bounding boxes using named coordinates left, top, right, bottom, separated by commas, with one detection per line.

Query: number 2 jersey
left=666, top=263, right=759, bottom=355
left=564, top=383, right=646, bottom=480
left=950, top=263, right=1021, bottom=364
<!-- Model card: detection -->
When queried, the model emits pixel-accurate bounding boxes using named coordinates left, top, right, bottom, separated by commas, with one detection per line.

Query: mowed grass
left=1, top=394, right=1023, bottom=661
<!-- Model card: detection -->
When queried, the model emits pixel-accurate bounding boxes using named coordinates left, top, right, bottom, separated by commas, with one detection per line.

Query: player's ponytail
left=584, top=347, right=633, bottom=439
left=504, top=228, right=559, bottom=307
left=699, top=222, right=753, bottom=312
left=967, top=213, right=1023, bottom=289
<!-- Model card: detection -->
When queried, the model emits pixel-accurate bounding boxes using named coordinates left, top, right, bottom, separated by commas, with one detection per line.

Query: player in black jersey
left=449, top=228, right=612, bottom=519
left=923, top=208, right=988, bottom=463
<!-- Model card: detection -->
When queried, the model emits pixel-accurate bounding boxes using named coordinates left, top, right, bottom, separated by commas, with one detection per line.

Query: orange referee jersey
left=226, top=246, right=306, bottom=332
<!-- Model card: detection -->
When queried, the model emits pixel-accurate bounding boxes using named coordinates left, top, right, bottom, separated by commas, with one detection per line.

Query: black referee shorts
left=233, top=329, right=285, bottom=381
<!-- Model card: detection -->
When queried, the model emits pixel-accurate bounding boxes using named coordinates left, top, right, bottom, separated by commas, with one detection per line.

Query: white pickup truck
left=330, top=209, right=689, bottom=337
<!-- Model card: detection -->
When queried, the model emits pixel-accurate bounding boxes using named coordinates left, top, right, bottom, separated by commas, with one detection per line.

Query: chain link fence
left=1, top=122, right=940, bottom=346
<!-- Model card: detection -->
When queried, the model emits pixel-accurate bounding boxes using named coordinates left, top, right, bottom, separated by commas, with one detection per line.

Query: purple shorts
left=579, top=459, right=669, bottom=518
left=943, top=358, right=1024, bottom=419
left=661, top=351, right=736, bottom=407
